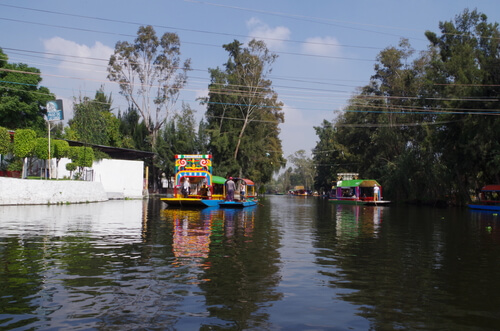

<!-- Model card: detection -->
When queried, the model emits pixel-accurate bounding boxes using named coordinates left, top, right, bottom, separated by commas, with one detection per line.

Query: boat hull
left=329, top=198, right=391, bottom=206
left=161, top=198, right=221, bottom=208
left=219, top=200, right=257, bottom=208
left=468, top=204, right=500, bottom=211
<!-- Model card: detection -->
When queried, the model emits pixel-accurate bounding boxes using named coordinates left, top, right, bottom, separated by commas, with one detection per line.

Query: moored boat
left=219, top=178, right=258, bottom=208
left=468, top=185, right=500, bottom=211
left=329, top=173, right=390, bottom=206
left=161, top=154, right=225, bottom=208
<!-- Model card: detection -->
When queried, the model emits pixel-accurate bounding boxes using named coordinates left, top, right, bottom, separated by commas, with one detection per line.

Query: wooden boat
left=468, top=185, right=500, bottom=211
left=329, top=173, right=390, bottom=205
left=219, top=178, right=258, bottom=208
left=161, top=154, right=225, bottom=208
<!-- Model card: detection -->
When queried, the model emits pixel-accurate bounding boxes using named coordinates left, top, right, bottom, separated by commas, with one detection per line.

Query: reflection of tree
left=313, top=205, right=500, bottom=329
left=0, top=237, right=45, bottom=321
left=199, top=207, right=283, bottom=329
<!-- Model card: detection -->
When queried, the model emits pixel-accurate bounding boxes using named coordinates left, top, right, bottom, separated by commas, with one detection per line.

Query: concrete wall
left=57, top=158, right=145, bottom=199
left=0, top=177, right=108, bottom=205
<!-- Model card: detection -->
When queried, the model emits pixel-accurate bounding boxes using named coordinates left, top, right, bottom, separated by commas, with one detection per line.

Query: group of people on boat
left=224, top=176, right=246, bottom=201
left=179, top=175, right=247, bottom=202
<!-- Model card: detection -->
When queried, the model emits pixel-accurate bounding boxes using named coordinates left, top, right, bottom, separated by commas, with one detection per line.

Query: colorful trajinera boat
left=161, top=154, right=225, bottom=208
left=468, top=185, right=500, bottom=211
left=329, top=173, right=390, bottom=206
left=219, top=178, right=258, bottom=208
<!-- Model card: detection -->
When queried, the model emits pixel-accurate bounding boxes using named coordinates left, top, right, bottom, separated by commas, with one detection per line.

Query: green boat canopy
left=338, top=179, right=380, bottom=187
left=212, top=175, right=226, bottom=185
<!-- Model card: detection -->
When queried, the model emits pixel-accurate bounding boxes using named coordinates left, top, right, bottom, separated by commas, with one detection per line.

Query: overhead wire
left=1, top=4, right=499, bottom=121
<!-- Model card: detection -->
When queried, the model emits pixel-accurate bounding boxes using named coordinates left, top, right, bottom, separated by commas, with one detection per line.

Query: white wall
left=0, top=177, right=108, bottom=205
left=57, top=158, right=145, bottom=199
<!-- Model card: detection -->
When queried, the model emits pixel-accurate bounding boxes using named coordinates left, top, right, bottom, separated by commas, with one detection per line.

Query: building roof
left=64, top=140, right=155, bottom=160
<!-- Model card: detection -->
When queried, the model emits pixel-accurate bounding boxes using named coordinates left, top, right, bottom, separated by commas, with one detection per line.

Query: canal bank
left=0, top=177, right=108, bottom=205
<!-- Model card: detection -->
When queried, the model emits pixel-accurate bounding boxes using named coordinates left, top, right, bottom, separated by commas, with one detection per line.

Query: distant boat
left=219, top=178, right=258, bottom=208
left=468, top=185, right=500, bottom=211
left=329, top=173, right=390, bottom=206
left=161, top=154, right=225, bottom=208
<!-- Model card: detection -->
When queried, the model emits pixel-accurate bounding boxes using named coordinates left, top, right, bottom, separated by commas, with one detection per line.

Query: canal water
left=0, top=195, right=499, bottom=330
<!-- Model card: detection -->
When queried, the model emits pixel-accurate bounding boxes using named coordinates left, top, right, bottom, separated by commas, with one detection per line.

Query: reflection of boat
left=161, top=209, right=213, bottom=258
left=468, top=185, right=500, bottom=211
left=329, top=173, right=390, bottom=206
left=161, top=154, right=225, bottom=208
left=219, top=178, right=259, bottom=208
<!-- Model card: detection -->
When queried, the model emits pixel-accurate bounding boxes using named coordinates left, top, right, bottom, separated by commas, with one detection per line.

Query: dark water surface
left=1, top=196, right=499, bottom=330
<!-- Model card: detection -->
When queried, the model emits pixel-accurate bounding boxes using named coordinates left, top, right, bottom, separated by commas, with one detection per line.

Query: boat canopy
left=338, top=179, right=380, bottom=187
left=212, top=176, right=226, bottom=185
left=238, top=178, right=255, bottom=186
left=482, top=185, right=500, bottom=192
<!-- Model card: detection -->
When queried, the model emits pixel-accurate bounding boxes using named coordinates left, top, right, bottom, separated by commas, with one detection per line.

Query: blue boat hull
left=468, top=204, right=500, bottom=211
left=161, top=198, right=221, bottom=208
left=219, top=200, right=257, bottom=208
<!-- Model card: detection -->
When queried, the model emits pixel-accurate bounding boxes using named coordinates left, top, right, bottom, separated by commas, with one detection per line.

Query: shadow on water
left=0, top=197, right=499, bottom=329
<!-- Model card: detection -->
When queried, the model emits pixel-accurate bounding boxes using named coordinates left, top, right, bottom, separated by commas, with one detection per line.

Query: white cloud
left=246, top=18, right=290, bottom=50
left=42, top=37, right=113, bottom=83
left=302, top=36, right=342, bottom=57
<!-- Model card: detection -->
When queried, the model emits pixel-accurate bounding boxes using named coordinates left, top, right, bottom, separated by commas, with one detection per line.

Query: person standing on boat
left=226, top=177, right=236, bottom=201
left=182, top=177, right=190, bottom=198
left=161, top=173, right=168, bottom=194
left=373, top=184, right=380, bottom=201
left=239, top=181, right=246, bottom=201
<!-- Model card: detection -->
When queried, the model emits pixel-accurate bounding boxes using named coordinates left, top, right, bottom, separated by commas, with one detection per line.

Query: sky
left=1, top=0, right=499, bottom=159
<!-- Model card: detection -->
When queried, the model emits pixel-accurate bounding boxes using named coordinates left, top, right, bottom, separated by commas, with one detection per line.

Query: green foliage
left=6, top=158, right=22, bottom=171
left=13, top=128, right=37, bottom=158
left=67, top=87, right=122, bottom=146
left=52, top=140, right=70, bottom=160
left=312, top=9, right=500, bottom=205
left=155, top=103, right=199, bottom=177
left=203, top=39, right=285, bottom=182
left=68, top=146, right=94, bottom=169
left=118, top=107, right=149, bottom=150
left=0, top=126, right=11, bottom=154
left=0, top=48, right=55, bottom=132
left=65, top=162, right=77, bottom=172
left=33, top=138, right=54, bottom=160
left=77, top=147, right=94, bottom=168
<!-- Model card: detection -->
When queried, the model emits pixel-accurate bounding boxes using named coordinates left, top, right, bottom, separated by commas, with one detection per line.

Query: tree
left=156, top=103, right=199, bottom=178
left=0, top=48, right=54, bottom=133
left=425, top=9, right=500, bottom=197
left=12, top=128, right=37, bottom=178
left=118, top=107, right=149, bottom=150
left=67, top=87, right=121, bottom=146
left=287, top=150, right=316, bottom=191
left=107, top=25, right=191, bottom=148
left=68, top=146, right=94, bottom=177
left=203, top=39, right=285, bottom=182
left=33, top=137, right=54, bottom=178
left=313, top=120, right=351, bottom=193
left=0, top=126, right=11, bottom=155
left=52, top=139, right=70, bottom=179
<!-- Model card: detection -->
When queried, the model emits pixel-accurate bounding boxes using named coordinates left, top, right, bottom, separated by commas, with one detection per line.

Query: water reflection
left=1, top=197, right=500, bottom=329
left=335, top=205, right=384, bottom=239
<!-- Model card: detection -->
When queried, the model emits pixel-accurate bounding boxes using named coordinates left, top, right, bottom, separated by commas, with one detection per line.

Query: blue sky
left=1, top=0, right=499, bottom=158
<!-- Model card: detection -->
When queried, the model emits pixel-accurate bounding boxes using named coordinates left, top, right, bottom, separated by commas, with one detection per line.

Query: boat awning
left=482, top=185, right=500, bottom=192
left=338, top=179, right=380, bottom=187
left=238, top=178, right=255, bottom=185
left=212, top=176, right=226, bottom=185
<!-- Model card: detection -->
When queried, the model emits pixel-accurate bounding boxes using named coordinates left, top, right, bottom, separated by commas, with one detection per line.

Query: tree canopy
left=0, top=48, right=54, bottom=134
left=313, top=9, right=500, bottom=204
left=107, top=25, right=191, bottom=148
left=203, top=39, right=286, bottom=182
